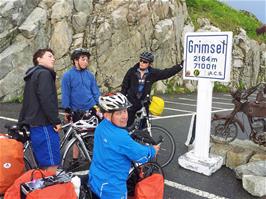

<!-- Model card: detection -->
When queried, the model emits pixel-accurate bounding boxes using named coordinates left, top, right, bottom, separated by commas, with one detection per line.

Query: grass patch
left=186, top=0, right=266, bottom=43
left=213, top=82, right=230, bottom=93
left=9, top=95, right=23, bottom=103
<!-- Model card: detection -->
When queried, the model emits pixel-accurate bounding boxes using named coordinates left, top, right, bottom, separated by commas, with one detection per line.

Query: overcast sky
left=219, top=0, right=266, bottom=23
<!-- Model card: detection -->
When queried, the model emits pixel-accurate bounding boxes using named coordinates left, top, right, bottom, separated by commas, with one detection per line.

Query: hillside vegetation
left=186, top=0, right=266, bottom=43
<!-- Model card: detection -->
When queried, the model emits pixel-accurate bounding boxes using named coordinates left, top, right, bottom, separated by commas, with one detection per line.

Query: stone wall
left=210, top=139, right=266, bottom=197
left=0, top=0, right=265, bottom=102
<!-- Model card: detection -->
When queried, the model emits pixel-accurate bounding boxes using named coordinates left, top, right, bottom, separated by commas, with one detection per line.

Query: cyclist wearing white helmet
left=88, top=92, right=159, bottom=199
left=121, top=51, right=183, bottom=127
left=61, top=48, right=101, bottom=164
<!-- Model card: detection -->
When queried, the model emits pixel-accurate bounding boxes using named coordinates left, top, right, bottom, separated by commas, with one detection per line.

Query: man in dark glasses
left=121, top=51, right=183, bottom=127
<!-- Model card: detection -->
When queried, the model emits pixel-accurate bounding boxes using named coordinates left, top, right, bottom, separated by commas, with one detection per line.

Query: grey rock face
left=0, top=0, right=265, bottom=101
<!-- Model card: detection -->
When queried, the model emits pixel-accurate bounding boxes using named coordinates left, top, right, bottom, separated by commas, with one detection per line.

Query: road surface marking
left=164, top=107, right=194, bottom=113
left=0, top=116, right=18, bottom=122
left=212, top=96, right=231, bottom=101
left=165, top=179, right=230, bottom=199
left=164, top=100, right=224, bottom=110
left=1, top=108, right=233, bottom=123
left=178, top=97, right=234, bottom=106
left=151, top=108, right=233, bottom=120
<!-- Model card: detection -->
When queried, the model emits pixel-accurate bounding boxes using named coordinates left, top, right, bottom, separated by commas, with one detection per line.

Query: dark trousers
left=91, top=191, right=100, bottom=199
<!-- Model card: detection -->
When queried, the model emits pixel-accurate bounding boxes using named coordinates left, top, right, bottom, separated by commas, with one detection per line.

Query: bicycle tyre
left=210, top=118, right=238, bottom=144
left=150, top=126, right=175, bottom=168
left=61, top=133, right=94, bottom=172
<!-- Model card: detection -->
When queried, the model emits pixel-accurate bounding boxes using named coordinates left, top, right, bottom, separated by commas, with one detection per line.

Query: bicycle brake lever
left=155, top=135, right=164, bottom=145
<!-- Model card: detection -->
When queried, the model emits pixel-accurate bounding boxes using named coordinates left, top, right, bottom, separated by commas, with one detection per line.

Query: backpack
left=4, top=169, right=54, bottom=199
left=134, top=173, right=164, bottom=199
left=127, top=162, right=164, bottom=199
left=0, top=135, right=24, bottom=195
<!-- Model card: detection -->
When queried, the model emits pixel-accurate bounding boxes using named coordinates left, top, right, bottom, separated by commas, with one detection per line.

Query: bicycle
left=128, top=98, right=176, bottom=168
left=127, top=131, right=164, bottom=198
left=210, top=82, right=266, bottom=146
left=60, top=110, right=99, bottom=173
left=4, top=124, right=38, bottom=170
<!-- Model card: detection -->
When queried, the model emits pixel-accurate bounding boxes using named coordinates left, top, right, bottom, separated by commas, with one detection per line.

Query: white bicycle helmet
left=72, top=116, right=98, bottom=130
left=99, top=92, right=132, bottom=112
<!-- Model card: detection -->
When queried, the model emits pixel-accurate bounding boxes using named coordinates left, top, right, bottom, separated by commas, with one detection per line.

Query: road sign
left=183, top=32, right=233, bottom=82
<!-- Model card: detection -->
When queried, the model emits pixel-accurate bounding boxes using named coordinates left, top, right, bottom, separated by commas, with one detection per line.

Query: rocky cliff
left=0, top=0, right=265, bottom=102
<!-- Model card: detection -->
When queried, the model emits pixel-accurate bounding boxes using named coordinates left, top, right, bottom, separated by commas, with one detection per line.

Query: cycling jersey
left=89, top=119, right=156, bottom=199
left=61, top=66, right=100, bottom=111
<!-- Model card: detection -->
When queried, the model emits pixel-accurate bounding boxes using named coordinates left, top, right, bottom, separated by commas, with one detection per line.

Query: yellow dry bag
left=149, top=96, right=164, bottom=116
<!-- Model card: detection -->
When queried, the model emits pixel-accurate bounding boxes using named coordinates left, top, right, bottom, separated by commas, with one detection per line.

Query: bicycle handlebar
left=231, top=83, right=266, bottom=101
left=140, top=95, right=151, bottom=107
left=4, top=123, right=29, bottom=143
left=131, top=129, right=163, bottom=145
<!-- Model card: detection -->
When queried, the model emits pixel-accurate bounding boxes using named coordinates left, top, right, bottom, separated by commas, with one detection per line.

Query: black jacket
left=121, top=63, right=182, bottom=107
left=18, top=65, right=61, bottom=127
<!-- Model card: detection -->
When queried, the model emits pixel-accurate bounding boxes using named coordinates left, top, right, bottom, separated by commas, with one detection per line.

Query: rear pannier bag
left=0, top=135, right=24, bottom=195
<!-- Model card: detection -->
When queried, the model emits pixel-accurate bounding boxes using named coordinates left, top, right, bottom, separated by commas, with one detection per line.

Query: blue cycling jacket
left=88, top=119, right=156, bottom=199
left=61, top=67, right=100, bottom=111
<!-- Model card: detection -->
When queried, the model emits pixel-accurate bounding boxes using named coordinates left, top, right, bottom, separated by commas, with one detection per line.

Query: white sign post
left=178, top=32, right=233, bottom=176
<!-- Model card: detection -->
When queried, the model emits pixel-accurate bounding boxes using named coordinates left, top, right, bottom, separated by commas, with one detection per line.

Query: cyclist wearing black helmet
left=61, top=48, right=101, bottom=163
left=61, top=48, right=100, bottom=114
left=88, top=92, right=159, bottom=199
left=121, top=51, right=183, bottom=127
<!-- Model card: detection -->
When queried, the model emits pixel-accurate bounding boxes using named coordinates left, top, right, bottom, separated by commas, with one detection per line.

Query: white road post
left=194, top=79, right=213, bottom=158
left=178, top=32, right=232, bottom=176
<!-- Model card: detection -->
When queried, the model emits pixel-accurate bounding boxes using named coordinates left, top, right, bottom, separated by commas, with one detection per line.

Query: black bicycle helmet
left=140, top=51, right=154, bottom=63
left=71, top=48, right=91, bottom=60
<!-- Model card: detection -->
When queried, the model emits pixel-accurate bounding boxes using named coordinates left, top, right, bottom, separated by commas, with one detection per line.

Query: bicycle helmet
left=71, top=48, right=91, bottom=60
left=99, top=92, right=132, bottom=112
left=72, top=116, right=98, bottom=130
left=140, top=51, right=154, bottom=63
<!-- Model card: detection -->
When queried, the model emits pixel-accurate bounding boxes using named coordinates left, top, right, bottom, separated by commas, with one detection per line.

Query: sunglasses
left=139, top=59, right=149, bottom=64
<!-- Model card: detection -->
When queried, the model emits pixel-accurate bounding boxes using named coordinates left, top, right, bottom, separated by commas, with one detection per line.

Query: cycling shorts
left=30, top=125, right=61, bottom=168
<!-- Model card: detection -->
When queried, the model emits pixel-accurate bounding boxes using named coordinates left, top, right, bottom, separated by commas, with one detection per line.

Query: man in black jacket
left=18, top=48, right=61, bottom=174
left=121, top=51, right=183, bottom=127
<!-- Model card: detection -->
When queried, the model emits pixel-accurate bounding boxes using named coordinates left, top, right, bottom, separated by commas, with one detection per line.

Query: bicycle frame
left=134, top=106, right=152, bottom=135
left=60, top=114, right=98, bottom=150
left=66, top=132, right=92, bottom=161
left=23, top=140, right=38, bottom=169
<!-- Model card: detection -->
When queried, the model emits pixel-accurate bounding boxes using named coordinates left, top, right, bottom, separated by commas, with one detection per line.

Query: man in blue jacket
left=61, top=48, right=100, bottom=113
left=88, top=93, right=159, bottom=199
left=61, top=48, right=100, bottom=165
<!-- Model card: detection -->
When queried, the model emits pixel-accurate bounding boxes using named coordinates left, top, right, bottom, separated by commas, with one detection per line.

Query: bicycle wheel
left=150, top=126, right=175, bottom=168
left=61, top=133, right=94, bottom=173
left=210, top=118, right=238, bottom=144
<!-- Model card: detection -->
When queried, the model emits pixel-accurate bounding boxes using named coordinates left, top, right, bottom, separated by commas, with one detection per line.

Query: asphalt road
left=0, top=93, right=261, bottom=199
